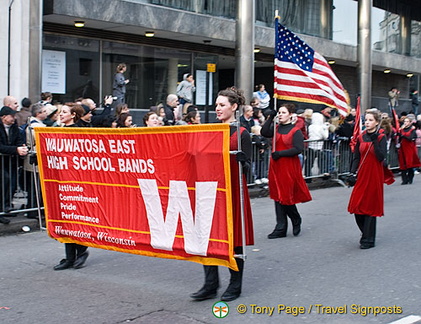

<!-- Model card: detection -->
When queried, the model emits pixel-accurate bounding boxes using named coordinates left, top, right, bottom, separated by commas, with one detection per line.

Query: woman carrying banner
left=397, top=117, right=421, bottom=184
left=54, top=103, right=90, bottom=270
left=348, top=109, right=392, bottom=249
left=190, top=87, right=254, bottom=302
left=261, top=103, right=312, bottom=239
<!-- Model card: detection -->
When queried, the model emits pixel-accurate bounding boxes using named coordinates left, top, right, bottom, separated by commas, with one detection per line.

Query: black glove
left=369, top=132, right=379, bottom=142
left=235, top=151, right=247, bottom=163
left=272, top=151, right=283, bottom=161
left=267, top=109, right=277, bottom=118
left=346, top=174, right=357, bottom=187
left=29, top=153, right=38, bottom=165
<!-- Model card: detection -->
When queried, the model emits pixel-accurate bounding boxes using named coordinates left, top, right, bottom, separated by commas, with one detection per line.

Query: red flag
left=350, top=97, right=362, bottom=153
left=274, top=18, right=349, bottom=116
left=391, top=107, right=400, bottom=134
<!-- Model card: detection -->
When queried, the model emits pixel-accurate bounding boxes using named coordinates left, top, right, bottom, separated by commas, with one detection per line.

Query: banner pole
left=27, top=120, right=45, bottom=231
left=235, top=110, right=247, bottom=261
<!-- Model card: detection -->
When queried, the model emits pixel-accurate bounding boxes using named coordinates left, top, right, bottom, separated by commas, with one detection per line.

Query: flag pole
left=273, top=11, right=280, bottom=151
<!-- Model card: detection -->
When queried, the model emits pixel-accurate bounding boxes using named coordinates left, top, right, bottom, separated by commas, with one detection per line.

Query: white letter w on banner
left=137, top=179, right=218, bottom=256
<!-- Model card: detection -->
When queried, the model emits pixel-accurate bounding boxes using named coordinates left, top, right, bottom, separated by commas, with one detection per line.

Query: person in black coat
left=0, top=106, right=28, bottom=222
left=239, top=105, right=255, bottom=132
left=164, top=94, right=179, bottom=126
left=81, top=96, right=113, bottom=127
left=336, top=114, right=355, bottom=173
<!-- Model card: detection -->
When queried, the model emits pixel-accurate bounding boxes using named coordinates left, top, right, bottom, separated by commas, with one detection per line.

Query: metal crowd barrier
left=0, top=154, right=42, bottom=216
left=1, top=137, right=400, bottom=215
left=246, top=136, right=400, bottom=186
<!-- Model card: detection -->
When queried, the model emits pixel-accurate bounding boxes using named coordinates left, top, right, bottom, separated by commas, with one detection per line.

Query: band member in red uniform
left=190, top=87, right=254, bottom=302
left=398, top=117, right=421, bottom=184
left=348, top=109, right=390, bottom=249
left=261, top=103, right=311, bottom=239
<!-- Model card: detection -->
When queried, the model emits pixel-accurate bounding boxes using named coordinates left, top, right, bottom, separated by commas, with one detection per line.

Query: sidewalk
left=0, top=212, right=41, bottom=236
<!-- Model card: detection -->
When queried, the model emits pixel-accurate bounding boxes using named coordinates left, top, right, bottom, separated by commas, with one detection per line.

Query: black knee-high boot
left=221, top=258, right=244, bottom=301
left=284, top=204, right=302, bottom=236
left=355, top=214, right=365, bottom=235
left=268, top=201, right=287, bottom=238
left=190, top=265, right=219, bottom=301
left=359, top=215, right=376, bottom=249
left=408, top=168, right=415, bottom=184
left=401, top=170, right=408, bottom=184
left=73, top=244, right=89, bottom=269
left=221, top=247, right=244, bottom=302
left=65, top=243, right=77, bottom=262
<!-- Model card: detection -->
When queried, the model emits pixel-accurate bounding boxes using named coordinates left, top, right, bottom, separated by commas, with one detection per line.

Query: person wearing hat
left=0, top=106, right=29, bottom=223
left=81, top=96, right=113, bottom=127
left=15, top=97, right=32, bottom=126
left=76, top=104, right=93, bottom=127
left=43, top=104, right=60, bottom=127
left=294, top=108, right=308, bottom=140
left=23, top=103, right=47, bottom=219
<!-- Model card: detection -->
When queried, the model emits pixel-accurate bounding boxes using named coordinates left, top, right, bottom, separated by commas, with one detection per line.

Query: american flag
left=274, top=18, right=349, bottom=116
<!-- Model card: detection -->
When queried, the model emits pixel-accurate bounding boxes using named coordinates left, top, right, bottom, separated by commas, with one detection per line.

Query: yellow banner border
left=35, top=124, right=237, bottom=270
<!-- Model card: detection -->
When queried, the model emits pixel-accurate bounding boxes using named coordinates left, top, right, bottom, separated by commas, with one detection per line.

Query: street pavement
left=1, top=176, right=421, bottom=324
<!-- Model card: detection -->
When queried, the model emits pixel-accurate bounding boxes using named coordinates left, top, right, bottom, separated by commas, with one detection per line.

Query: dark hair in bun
left=217, top=87, right=246, bottom=109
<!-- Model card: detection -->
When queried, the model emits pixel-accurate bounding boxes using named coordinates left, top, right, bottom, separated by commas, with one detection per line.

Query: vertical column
left=28, top=0, right=42, bottom=101
left=320, top=0, right=332, bottom=39
left=400, top=14, right=411, bottom=56
left=235, top=0, right=255, bottom=104
left=357, top=0, right=372, bottom=113
left=167, top=58, right=178, bottom=95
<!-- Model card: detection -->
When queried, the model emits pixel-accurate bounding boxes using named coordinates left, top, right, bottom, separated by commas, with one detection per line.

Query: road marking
left=389, top=315, right=421, bottom=324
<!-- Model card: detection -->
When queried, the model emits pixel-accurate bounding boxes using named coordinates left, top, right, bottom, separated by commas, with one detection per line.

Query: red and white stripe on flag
left=274, top=20, right=349, bottom=116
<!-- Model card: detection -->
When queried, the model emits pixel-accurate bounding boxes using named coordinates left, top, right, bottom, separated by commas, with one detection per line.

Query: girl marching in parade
left=190, top=87, right=254, bottom=302
left=261, top=103, right=312, bottom=239
left=348, top=109, right=394, bottom=249
left=397, top=117, right=421, bottom=185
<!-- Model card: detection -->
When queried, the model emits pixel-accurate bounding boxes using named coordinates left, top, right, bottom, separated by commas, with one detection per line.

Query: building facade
left=2, top=0, right=421, bottom=114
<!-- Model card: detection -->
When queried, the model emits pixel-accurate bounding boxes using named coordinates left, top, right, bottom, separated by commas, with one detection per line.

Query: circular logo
left=212, top=301, right=229, bottom=318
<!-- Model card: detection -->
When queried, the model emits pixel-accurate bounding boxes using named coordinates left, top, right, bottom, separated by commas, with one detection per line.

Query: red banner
left=35, top=124, right=238, bottom=270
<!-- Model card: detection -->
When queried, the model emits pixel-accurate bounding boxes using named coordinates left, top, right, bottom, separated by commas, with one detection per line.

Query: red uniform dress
left=398, top=127, right=421, bottom=169
left=348, top=133, right=385, bottom=217
left=268, top=126, right=311, bottom=205
left=230, top=128, right=254, bottom=246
